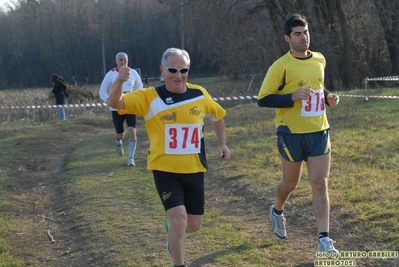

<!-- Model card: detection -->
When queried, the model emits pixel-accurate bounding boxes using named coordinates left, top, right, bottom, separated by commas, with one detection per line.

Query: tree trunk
left=335, top=0, right=354, bottom=88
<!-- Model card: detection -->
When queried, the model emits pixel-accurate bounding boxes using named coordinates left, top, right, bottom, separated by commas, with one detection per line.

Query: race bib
left=165, top=124, right=201, bottom=154
left=301, top=89, right=326, bottom=117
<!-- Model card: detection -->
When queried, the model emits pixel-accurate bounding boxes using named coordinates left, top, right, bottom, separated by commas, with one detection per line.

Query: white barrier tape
left=0, top=103, right=109, bottom=109
left=0, top=96, right=259, bottom=109
left=1, top=94, right=399, bottom=109
left=364, top=76, right=399, bottom=82
left=213, top=95, right=258, bottom=102
left=339, top=94, right=399, bottom=99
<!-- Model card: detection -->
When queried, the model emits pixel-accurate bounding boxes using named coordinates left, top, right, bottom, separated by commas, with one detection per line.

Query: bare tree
left=0, top=0, right=397, bottom=90
left=375, top=0, right=399, bottom=75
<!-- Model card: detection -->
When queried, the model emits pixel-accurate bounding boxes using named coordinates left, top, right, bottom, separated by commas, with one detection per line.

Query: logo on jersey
left=161, top=112, right=177, bottom=122
left=298, top=80, right=306, bottom=88
left=190, top=106, right=202, bottom=116
left=165, top=97, right=174, bottom=104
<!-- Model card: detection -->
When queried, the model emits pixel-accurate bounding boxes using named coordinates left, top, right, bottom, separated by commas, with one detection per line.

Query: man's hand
left=292, top=86, right=314, bottom=101
left=107, top=65, right=130, bottom=109
left=219, top=144, right=231, bottom=160
left=327, top=94, right=339, bottom=107
left=117, top=66, right=131, bottom=83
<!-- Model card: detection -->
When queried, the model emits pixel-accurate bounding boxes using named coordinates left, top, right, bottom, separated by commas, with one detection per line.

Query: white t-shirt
left=99, top=67, right=143, bottom=111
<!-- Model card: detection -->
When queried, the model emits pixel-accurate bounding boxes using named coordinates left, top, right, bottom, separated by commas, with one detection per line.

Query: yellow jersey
left=258, top=51, right=330, bottom=134
left=118, top=83, right=226, bottom=173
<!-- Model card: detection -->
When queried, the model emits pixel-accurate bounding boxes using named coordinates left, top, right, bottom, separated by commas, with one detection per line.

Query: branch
left=45, top=228, right=55, bottom=243
left=37, top=214, right=61, bottom=223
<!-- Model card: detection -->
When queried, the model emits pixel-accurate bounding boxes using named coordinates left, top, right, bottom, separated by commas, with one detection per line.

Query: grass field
left=0, top=80, right=398, bottom=266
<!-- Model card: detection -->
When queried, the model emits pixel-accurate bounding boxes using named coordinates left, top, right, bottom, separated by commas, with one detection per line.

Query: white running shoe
left=317, top=237, right=339, bottom=256
left=270, top=204, right=286, bottom=239
left=116, top=140, right=124, bottom=156
left=127, top=157, right=135, bottom=167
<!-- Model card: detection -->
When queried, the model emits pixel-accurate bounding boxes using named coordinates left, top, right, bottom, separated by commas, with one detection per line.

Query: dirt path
left=2, top=121, right=110, bottom=267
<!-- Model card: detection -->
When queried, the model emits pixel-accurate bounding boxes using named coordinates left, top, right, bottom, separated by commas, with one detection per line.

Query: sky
left=0, top=0, right=13, bottom=9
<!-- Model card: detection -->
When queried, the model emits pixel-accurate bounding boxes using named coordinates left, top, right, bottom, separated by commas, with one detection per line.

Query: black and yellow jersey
left=258, top=51, right=330, bottom=134
left=118, top=83, right=226, bottom=173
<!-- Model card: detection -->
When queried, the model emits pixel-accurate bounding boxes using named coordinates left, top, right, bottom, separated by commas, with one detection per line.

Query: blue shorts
left=277, top=130, right=330, bottom=162
left=153, top=170, right=205, bottom=215
left=111, top=111, right=136, bottom=134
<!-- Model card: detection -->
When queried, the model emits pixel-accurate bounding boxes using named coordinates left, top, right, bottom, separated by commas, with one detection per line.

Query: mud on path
left=1, top=120, right=111, bottom=267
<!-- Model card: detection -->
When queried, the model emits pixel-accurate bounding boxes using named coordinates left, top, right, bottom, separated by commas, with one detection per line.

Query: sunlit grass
left=0, top=217, right=20, bottom=267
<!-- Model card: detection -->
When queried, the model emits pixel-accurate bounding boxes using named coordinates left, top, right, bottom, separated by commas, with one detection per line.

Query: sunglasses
left=164, top=66, right=189, bottom=74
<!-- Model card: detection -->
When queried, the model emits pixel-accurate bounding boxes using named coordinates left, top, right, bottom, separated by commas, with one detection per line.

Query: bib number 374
left=165, top=124, right=201, bottom=154
left=301, top=89, right=326, bottom=117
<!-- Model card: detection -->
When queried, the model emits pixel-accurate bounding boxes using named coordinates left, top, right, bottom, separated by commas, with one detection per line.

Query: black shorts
left=277, top=130, right=330, bottom=162
left=111, top=111, right=136, bottom=134
left=153, top=170, right=205, bottom=215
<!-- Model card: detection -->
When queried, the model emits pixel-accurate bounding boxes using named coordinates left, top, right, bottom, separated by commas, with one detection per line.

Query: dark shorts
left=111, top=111, right=136, bottom=134
left=153, top=170, right=205, bottom=215
left=277, top=130, right=330, bottom=162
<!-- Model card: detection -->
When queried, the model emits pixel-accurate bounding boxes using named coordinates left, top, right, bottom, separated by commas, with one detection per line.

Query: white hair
left=115, top=52, right=128, bottom=60
left=161, top=48, right=190, bottom=66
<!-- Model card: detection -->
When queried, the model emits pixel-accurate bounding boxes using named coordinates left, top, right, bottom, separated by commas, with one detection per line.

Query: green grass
left=0, top=161, right=20, bottom=266
left=0, top=132, right=16, bottom=265
left=0, top=86, right=398, bottom=266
